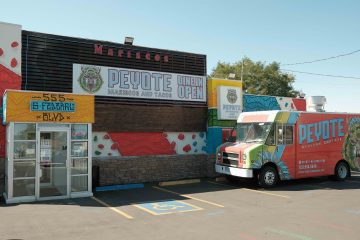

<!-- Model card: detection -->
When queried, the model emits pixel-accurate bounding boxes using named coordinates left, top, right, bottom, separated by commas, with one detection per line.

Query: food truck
left=215, top=110, right=360, bottom=187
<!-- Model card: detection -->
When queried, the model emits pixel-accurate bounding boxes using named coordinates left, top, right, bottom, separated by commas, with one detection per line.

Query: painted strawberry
left=178, top=133, right=185, bottom=140
left=183, top=144, right=192, bottom=153
left=11, top=58, right=17, bottom=68
left=11, top=41, right=19, bottom=48
left=111, top=143, right=118, bottom=150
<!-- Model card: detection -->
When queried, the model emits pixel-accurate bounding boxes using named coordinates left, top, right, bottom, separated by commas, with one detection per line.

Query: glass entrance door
left=38, top=131, right=69, bottom=198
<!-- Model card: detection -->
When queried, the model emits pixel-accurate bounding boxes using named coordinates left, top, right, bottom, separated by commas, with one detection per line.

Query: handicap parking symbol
left=136, top=200, right=202, bottom=215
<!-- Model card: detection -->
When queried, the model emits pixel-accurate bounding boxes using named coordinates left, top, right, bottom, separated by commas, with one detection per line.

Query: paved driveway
left=1, top=172, right=360, bottom=240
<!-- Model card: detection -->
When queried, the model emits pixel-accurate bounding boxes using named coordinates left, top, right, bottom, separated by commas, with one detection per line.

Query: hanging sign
left=2, top=90, right=94, bottom=123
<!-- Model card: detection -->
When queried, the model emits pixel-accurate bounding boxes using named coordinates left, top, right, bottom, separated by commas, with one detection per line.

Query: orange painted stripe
left=242, top=114, right=269, bottom=122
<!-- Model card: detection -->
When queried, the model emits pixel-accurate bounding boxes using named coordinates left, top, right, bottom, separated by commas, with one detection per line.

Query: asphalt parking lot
left=1, top=172, right=360, bottom=240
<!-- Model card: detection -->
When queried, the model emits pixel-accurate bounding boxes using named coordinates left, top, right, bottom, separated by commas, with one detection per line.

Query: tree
left=210, top=58, right=299, bottom=97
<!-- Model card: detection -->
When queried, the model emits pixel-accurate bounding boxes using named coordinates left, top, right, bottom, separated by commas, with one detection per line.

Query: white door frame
left=36, top=125, right=71, bottom=201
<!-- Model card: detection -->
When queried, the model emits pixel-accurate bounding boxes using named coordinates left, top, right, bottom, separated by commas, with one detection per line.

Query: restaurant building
left=0, top=22, right=208, bottom=203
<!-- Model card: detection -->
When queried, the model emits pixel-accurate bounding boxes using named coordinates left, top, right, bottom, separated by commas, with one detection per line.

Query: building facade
left=0, top=22, right=210, bottom=198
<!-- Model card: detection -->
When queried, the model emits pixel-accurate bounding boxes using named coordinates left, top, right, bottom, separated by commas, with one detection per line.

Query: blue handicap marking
left=136, top=200, right=202, bottom=215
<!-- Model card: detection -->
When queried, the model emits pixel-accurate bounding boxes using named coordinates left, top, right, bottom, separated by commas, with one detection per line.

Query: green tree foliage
left=210, top=58, right=299, bottom=97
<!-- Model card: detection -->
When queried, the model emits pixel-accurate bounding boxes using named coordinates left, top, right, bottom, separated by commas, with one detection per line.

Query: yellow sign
left=208, top=78, right=243, bottom=108
left=3, top=90, right=94, bottom=123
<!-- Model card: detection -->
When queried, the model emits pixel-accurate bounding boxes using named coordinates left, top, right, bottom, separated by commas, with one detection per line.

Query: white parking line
left=207, top=181, right=291, bottom=199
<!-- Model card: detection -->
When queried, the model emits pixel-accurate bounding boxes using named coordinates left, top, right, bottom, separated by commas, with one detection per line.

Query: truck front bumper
left=215, top=164, right=253, bottom=178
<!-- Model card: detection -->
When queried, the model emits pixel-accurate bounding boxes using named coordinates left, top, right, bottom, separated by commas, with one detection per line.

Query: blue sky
left=2, top=0, right=359, bottom=112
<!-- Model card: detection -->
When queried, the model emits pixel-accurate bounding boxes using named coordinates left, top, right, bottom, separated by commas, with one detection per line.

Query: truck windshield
left=235, top=122, right=272, bottom=143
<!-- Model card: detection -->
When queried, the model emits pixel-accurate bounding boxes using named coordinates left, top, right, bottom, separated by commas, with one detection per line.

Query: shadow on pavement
left=2, top=174, right=360, bottom=208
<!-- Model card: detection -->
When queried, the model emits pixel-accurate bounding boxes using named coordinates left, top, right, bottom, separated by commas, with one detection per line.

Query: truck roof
left=237, top=110, right=359, bottom=123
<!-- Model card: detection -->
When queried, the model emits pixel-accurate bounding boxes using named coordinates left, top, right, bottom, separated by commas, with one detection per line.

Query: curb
left=159, top=179, right=201, bottom=187
left=215, top=177, right=227, bottom=182
left=95, top=183, right=144, bottom=192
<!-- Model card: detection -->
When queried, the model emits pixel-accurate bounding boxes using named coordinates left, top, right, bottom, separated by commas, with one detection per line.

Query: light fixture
left=298, top=91, right=306, bottom=98
left=228, top=73, right=236, bottom=79
left=124, top=37, right=134, bottom=45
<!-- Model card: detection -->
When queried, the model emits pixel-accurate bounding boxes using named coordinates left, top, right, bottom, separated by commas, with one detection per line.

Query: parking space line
left=152, top=186, right=225, bottom=208
left=242, top=188, right=291, bottom=199
left=176, top=200, right=204, bottom=210
left=91, top=196, right=134, bottom=220
left=134, top=204, right=160, bottom=215
left=207, top=181, right=291, bottom=199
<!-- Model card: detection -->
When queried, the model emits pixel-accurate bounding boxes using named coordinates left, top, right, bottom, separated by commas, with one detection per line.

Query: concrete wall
left=93, top=154, right=218, bottom=186
left=0, top=158, right=4, bottom=195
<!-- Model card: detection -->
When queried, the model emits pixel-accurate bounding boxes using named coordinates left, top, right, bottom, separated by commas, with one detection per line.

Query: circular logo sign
left=78, top=65, right=103, bottom=94
left=227, top=89, right=237, bottom=104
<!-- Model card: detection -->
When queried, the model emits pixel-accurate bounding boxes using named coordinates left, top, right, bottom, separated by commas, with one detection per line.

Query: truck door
left=276, top=124, right=296, bottom=180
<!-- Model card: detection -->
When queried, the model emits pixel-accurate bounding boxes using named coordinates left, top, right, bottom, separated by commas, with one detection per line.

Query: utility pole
left=241, top=61, right=244, bottom=82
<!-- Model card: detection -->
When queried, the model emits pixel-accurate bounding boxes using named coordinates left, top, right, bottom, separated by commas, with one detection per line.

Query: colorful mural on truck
left=206, top=78, right=306, bottom=154
left=0, top=23, right=22, bottom=158
left=218, top=111, right=360, bottom=181
left=246, top=112, right=299, bottom=180
left=343, top=117, right=360, bottom=170
left=218, top=111, right=299, bottom=180
left=93, top=132, right=207, bottom=157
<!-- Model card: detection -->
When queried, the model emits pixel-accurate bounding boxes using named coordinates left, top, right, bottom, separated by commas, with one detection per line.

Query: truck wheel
left=259, top=166, right=279, bottom=188
left=334, top=161, right=349, bottom=181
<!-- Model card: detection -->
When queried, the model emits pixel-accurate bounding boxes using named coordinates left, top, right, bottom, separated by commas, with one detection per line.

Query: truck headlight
left=217, top=152, right=221, bottom=160
left=242, top=154, right=247, bottom=160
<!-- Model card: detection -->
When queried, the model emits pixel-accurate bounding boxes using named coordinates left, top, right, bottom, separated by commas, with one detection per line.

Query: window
left=276, top=124, right=294, bottom=145
left=284, top=126, right=294, bottom=144
left=12, top=123, right=36, bottom=197
left=265, top=126, right=276, bottom=145
left=235, top=122, right=272, bottom=143
left=70, top=124, right=89, bottom=192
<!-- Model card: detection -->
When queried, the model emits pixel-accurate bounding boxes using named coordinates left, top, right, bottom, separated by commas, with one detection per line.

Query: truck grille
left=222, top=152, right=239, bottom=167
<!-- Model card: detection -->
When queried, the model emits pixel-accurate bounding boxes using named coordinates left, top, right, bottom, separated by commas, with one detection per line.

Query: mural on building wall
left=93, top=132, right=207, bottom=157
left=243, top=94, right=306, bottom=112
left=0, top=23, right=22, bottom=158
left=93, top=132, right=122, bottom=157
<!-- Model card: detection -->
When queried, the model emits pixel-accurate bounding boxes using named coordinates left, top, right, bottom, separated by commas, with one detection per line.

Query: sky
left=1, top=0, right=360, bottom=112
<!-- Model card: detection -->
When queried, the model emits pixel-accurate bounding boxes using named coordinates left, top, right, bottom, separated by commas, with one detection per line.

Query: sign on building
left=72, top=64, right=206, bottom=102
left=2, top=90, right=94, bottom=123
left=217, top=85, right=243, bottom=120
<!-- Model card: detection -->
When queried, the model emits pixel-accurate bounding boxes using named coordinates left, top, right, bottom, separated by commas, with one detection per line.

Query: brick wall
left=93, top=154, right=218, bottom=186
left=0, top=155, right=219, bottom=193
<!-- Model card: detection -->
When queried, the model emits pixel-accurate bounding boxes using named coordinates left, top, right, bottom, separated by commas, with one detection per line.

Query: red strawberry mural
left=108, top=132, right=176, bottom=156
left=92, top=132, right=206, bottom=157
left=0, top=23, right=22, bottom=158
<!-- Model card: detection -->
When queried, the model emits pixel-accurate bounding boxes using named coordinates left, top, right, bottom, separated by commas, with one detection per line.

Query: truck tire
left=334, top=161, right=349, bottom=181
left=259, top=166, right=279, bottom=188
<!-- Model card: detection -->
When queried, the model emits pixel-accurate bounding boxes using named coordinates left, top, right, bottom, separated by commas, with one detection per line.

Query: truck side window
left=284, top=126, right=294, bottom=144
left=277, top=125, right=284, bottom=144
left=265, top=126, right=275, bottom=145
left=276, top=124, right=294, bottom=145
